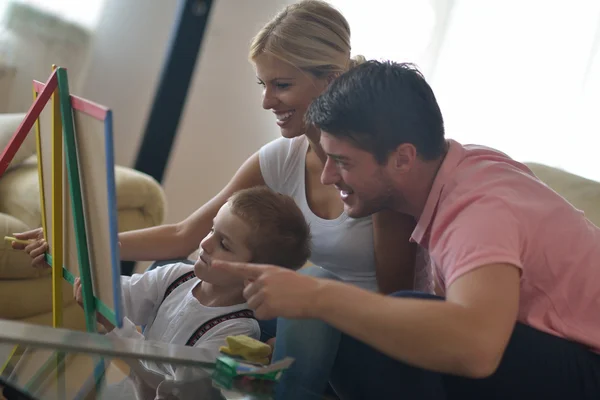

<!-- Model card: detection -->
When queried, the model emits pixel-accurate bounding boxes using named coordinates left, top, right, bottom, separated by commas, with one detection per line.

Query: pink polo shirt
left=411, top=139, right=600, bottom=353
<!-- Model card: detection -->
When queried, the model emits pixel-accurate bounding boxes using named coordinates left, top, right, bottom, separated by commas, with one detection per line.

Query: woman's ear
left=327, top=73, right=340, bottom=85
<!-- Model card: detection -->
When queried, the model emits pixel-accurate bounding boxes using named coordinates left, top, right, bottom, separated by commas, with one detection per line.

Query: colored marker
left=4, top=236, right=33, bottom=245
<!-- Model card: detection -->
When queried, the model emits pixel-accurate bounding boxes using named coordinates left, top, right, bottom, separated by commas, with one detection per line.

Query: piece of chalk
left=4, top=236, right=33, bottom=245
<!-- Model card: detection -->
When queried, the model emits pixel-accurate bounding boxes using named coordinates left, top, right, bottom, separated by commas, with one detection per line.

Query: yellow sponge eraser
left=219, top=335, right=272, bottom=364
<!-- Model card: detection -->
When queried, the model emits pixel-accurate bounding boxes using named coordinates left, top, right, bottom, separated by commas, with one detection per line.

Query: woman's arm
left=118, top=152, right=265, bottom=261
left=372, top=210, right=417, bottom=294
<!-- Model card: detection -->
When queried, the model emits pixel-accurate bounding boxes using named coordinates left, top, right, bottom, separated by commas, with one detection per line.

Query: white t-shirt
left=108, top=263, right=260, bottom=390
left=259, top=136, right=433, bottom=293
left=260, top=136, right=378, bottom=291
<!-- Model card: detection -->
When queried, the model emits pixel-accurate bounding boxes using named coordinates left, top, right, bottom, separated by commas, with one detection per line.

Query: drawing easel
left=0, top=66, right=123, bottom=397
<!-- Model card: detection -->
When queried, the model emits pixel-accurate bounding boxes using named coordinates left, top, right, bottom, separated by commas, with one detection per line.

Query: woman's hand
left=12, top=228, right=50, bottom=268
left=266, top=337, right=276, bottom=362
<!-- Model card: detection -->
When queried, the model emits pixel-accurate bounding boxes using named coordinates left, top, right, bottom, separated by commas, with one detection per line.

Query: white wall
left=78, top=0, right=178, bottom=169
left=0, top=19, right=90, bottom=113
left=428, top=0, right=600, bottom=182
left=163, top=0, right=292, bottom=225
left=80, top=0, right=292, bottom=226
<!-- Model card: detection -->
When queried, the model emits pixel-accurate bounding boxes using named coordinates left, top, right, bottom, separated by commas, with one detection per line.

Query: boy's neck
left=192, top=280, right=246, bottom=308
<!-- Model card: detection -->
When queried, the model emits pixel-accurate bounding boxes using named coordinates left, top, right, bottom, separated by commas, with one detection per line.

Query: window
left=1, top=0, right=106, bottom=30
left=330, top=0, right=437, bottom=71
left=430, top=0, right=600, bottom=181
left=324, top=1, right=600, bottom=182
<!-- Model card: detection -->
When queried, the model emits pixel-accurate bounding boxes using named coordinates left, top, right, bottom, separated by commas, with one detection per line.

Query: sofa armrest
left=114, top=165, right=167, bottom=230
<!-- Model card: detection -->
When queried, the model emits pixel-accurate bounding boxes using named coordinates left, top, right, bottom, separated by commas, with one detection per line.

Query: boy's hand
left=12, top=228, right=50, bottom=269
left=266, top=337, right=276, bottom=363
left=73, top=277, right=83, bottom=307
left=73, top=277, right=114, bottom=332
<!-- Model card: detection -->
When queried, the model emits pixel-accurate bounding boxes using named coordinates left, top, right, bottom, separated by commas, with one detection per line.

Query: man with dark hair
left=215, top=60, right=600, bottom=399
left=306, top=61, right=446, bottom=163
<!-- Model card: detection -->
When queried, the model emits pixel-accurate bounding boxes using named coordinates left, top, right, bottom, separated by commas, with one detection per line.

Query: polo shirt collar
left=411, top=139, right=464, bottom=244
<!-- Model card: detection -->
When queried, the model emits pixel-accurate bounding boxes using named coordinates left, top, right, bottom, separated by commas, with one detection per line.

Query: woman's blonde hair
left=249, top=0, right=365, bottom=78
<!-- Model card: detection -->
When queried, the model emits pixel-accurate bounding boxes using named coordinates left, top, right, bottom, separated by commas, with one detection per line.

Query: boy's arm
left=74, top=278, right=117, bottom=332
left=372, top=210, right=417, bottom=293
left=192, top=319, right=260, bottom=359
left=96, top=312, right=115, bottom=332
left=104, top=317, right=144, bottom=340
left=120, top=263, right=191, bottom=326
left=170, top=319, right=260, bottom=381
left=73, top=263, right=191, bottom=329
left=124, top=318, right=259, bottom=398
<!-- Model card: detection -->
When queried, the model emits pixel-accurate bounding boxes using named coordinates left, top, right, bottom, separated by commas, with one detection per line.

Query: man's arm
left=313, top=263, right=520, bottom=378
left=214, top=260, right=520, bottom=379
left=372, top=210, right=417, bottom=293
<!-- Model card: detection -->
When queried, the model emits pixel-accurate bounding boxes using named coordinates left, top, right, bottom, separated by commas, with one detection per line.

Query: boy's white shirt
left=106, top=262, right=260, bottom=394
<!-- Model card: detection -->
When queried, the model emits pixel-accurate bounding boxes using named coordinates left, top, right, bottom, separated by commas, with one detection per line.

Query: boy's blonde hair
left=249, top=0, right=366, bottom=78
left=228, top=187, right=311, bottom=269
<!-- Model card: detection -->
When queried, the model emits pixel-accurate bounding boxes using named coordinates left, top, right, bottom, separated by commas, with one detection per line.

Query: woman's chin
left=279, top=122, right=303, bottom=139
left=280, top=130, right=300, bottom=139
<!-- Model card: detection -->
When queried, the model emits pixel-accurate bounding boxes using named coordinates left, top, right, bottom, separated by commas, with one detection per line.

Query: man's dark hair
left=306, top=60, right=446, bottom=163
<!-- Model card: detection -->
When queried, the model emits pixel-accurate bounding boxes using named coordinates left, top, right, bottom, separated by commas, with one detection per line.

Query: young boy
left=74, top=187, right=311, bottom=359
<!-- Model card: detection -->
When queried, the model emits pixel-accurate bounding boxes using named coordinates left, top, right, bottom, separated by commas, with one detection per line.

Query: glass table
left=0, top=319, right=325, bottom=399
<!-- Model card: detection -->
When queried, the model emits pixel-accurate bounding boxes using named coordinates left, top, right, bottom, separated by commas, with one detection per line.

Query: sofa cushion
left=0, top=113, right=36, bottom=171
left=0, top=157, right=40, bottom=229
left=0, top=275, right=74, bottom=319
left=115, top=165, right=166, bottom=228
left=20, top=302, right=88, bottom=332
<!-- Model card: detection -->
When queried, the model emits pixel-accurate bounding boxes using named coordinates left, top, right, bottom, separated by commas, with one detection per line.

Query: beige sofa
left=0, top=113, right=167, bottom=331
left=525, top=163, right=600, bottom=227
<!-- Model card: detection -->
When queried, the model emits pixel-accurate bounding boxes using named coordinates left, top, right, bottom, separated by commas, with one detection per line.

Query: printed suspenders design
left=185, top=309, right=255, bottom=347
left=162, top=271, right=196, bottom=302
left=161, top=270, right=256, bottom=347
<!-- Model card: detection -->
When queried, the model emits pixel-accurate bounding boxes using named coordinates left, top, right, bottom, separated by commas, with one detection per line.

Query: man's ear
left=390, top=143, right=417, bottom=173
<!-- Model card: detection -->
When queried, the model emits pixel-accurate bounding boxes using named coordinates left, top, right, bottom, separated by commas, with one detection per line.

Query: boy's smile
left=197, top=250, right=211, bottom=268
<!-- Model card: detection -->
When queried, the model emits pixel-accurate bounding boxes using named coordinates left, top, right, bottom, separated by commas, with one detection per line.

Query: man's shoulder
left=450, top=143, right=541, bottom=197
left=433, top=145, right=551, bottom=224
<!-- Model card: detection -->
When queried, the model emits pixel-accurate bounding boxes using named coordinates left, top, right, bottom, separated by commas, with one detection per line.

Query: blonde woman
left=15, top=1, right=426, bottom=398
